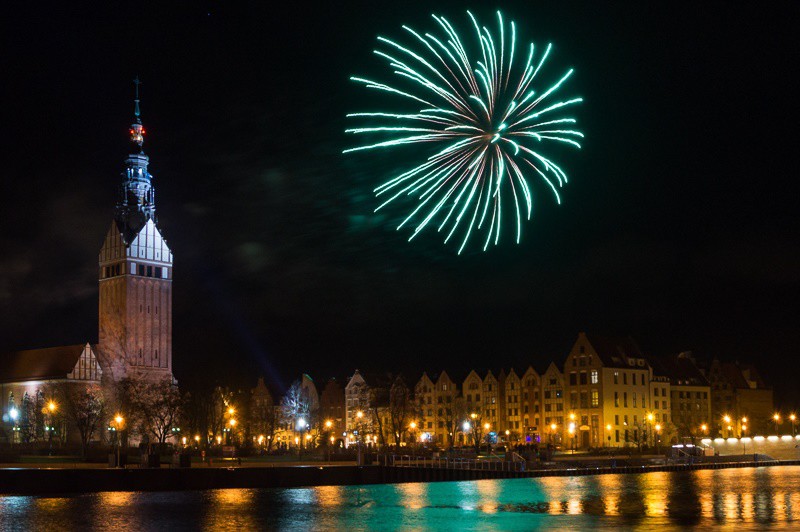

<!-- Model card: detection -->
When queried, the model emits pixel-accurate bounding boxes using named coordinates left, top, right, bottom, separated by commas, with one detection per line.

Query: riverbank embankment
left=2, top=457, right=800, bottom=495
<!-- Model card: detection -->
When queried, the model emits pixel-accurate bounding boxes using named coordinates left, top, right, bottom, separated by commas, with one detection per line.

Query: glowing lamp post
left=773, top=413, right=780, bottom=434
left=654, top=424, right=662, bottom=455
left=605, top=424, right=612, bottom=448
left=568, top=422, right=576, bottom=454
left=113, top=414, right=124, bottom=467
left=790, top=414, right=797, bottom=436
left=356, top=411, right=364, bottom=465
left=45, top=401, right=58, bottom=451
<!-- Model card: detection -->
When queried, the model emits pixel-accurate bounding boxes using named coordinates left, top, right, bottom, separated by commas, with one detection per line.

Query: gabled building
left=564, top=332, right=671, bottom=450
left=0, top=344, right=102, bottom=444
left=320, top=378, right=346, bottom=445
left=1, top=82, right=178, bottom=443
left=432, top=371, right=458, bottom=447
left=415, top=372, right=436, bottom=439
left=482, top=370, right=500, bottom=436
left=344, top=370, right=370, bottom=440
left=503, top=368, right=522, bottom=438
left=520, top=366, right=541, bottom=440
left=663, top=351, right=711, bottom=441
left=707, top=358, right=773, bottom=436
left=97, top=80, right=173, bottom=384
left=540, top=362, right=565, bottom=446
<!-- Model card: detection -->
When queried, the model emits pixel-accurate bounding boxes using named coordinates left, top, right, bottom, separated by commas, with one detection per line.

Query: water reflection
left=1, top=467, right=800, bottom=529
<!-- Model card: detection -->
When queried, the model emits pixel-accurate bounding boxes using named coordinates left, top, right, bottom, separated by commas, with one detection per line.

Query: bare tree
left=280, top=380, right=316, bottom=447
left=463, top=396, right=487, bottom=453
left=439, top=396, right=467, bottom=450
left=58, top=383, right=105, bottom=458
left=19, top=390, right=45, bottom=444
left=139, top=379, right=184, bottom=447
left=388, top=376, right=416, bottom=449
left=208, top=387, right=234, bottom=444
left=250, top=399, right=278, bottom=452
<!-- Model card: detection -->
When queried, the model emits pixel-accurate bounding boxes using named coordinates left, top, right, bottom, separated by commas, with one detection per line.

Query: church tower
left=98, top=79, right=173, bottom=383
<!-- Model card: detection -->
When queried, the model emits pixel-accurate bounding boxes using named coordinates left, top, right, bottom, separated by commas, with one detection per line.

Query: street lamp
left=113, top=414, right=124, bottom=467
left=773, top=413, right=781, bottom=434
left=568, top=422, right=576, bottom=454
left=605, top=424, right=612, bottom=448
left=790, top=414, right=797, bottom=436
left=355, top=411, right=365, bottom=463
left=723, top=415, right=731, bottom=437
left=654, top=424, right=662, bottom=455
left=45, top=401, right=58, bottom=452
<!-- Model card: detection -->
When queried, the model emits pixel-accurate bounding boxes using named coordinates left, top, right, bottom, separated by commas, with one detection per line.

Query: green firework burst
left=344, top=11, right=584, bottom=254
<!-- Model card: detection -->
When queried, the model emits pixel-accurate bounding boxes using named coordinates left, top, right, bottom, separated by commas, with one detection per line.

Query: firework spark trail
left=344, top=10, right=583, bottom=254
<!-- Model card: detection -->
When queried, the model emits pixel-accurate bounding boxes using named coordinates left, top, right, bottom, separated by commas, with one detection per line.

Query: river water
left=1, top=466, right=799, bottom=530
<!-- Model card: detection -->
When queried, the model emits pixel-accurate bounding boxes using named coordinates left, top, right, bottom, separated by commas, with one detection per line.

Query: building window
left=591, top=370, right=598, bottom=384
left=614, top=372, right=619, bottom=384
left=623, top=392, right=628, bottom=408
left=569, top=373, right=577, bottom=385
left=591, top=390, right=599, bottom=407
left=580, top=372, right=587, bottom=385
left=623, top=373, right=628, bottom=385
left=614, top=392, right=619, bottom=407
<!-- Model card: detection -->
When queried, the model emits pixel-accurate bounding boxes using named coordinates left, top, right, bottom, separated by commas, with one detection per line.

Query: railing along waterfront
left=389, top=454, right=526, bottom=472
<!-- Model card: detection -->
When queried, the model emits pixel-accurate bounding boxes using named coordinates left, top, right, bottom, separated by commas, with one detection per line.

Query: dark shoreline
left=1, top=460, right=798, bottom=495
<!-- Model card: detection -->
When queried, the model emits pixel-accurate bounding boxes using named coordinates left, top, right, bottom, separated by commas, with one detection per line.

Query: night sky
left=2, top=2, right=798, bottom=403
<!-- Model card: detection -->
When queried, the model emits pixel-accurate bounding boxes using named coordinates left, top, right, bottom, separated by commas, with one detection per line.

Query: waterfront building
left=540, top=362, right=565, bottom=447
left=502, top=368, right=523, bottom=440
left=482, top=371, right=500, bottom=439
left=97, top=79, right=173, bottom=384
left=344, top=370, right=371, bottom=445
left=320, top=378, right=346, bottom=446
left=0, top=344, right=103, bottom=444
left=564, top=333, right=671, bottom=450
left=521, top=366, right=542, bottom=442
left=1, top=82, right=173, bottom=443
left=707, top=359, right=773, bottom=437
left=431, top=371, right=458, bottom=447
left=414, top=372, right=436, bottom=441
left=249, top=377, right=276, bottom=449
left=664, top=352, right=712, bottom=441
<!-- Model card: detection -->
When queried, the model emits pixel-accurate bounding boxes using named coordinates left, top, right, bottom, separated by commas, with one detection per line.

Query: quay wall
left=1, top=459, right=799, bottom=495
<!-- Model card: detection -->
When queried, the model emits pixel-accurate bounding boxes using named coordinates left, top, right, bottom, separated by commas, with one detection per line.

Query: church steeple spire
left=115, top=77, right=156, bottom=244
left=130, top=76, right=145, bottom=151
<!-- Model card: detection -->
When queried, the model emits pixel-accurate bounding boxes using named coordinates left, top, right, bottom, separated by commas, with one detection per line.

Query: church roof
left=0, top=344, right=88, bottom=383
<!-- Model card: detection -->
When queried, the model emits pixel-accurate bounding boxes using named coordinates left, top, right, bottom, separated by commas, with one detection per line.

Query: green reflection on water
left=1, top=466, right=799, bottom=530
